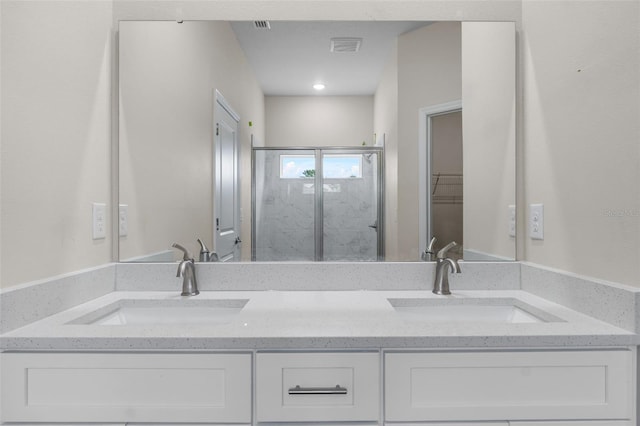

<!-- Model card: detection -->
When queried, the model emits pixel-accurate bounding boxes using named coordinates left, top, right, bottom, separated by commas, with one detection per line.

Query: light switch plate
left=508, top=205, right=516, bottom=237
left=92, top=203, right=106, bottom=240
left=529, top=203, right=544, bottom=240
left=119, top=204, right=128, bottom=237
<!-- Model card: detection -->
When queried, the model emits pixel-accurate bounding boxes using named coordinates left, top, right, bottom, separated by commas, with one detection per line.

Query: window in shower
left=322, top=155, right=362, bottom=178
left=279, top=154, right=363, bottom=179
left=280, top=155, right=316, bottom=178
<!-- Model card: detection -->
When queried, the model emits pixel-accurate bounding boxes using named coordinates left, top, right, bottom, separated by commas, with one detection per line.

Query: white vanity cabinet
left=0, top=352, right=252, bottom=424
left=385, top=349, right=635, bottom=424
left=255, top=351, right=380, bottom=423
left=1, top=349, right=635, bottom=425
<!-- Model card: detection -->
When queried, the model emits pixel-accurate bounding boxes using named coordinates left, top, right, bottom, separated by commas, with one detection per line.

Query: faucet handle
left=427, top=236, right=437, bottom=253
left=421, top=237, right=437, bottom=261
left=436, top=241, right=458, bottom=259
left=172, top=243, right=193, bottom=261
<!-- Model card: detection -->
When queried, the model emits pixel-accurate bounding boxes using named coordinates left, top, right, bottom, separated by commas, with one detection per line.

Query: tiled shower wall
left=253, top=150, right=380, bottom=261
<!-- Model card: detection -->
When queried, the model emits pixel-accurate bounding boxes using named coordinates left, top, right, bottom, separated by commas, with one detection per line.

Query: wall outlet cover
left=529, top=203, right=544, bottom=240
left=508, top=204, right=516, bottom=238
left=92, top=203, right=106, bottom=240
left=119, top=204, right=128, bottom=237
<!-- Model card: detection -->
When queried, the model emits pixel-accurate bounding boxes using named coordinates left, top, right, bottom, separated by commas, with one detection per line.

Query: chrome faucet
left=432, top=241, right=461, bottom=295
left=172, top=243, right=199, bottom=296
left=421, top=236, right=437, bottom=261
left=197, top=238, right=219, bottom=262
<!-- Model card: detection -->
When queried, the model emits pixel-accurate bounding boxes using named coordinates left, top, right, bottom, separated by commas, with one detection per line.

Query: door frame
left=418, top=100, right=462, bottom=257
left=213, top=89, right=241, bottom=261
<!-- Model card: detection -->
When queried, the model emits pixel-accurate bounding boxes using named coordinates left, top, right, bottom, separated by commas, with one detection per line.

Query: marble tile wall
left=254, top=150, right=380, bottom=261
left=254, top=150, right=315, bottom=261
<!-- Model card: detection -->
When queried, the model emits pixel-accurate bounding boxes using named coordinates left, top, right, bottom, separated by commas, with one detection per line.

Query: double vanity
left=1, top=261, right=638, bottom=425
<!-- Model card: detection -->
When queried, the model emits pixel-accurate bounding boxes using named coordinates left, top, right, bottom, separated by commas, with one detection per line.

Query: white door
left=214, top=91, right=240, bottom=261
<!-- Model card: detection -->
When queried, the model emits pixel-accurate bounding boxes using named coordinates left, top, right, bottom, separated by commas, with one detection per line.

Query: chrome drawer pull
left=288, top=385, right=348, bottom=395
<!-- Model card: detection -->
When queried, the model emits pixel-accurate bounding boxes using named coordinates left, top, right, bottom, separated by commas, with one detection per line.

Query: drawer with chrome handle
left=256, top=352, right=379, bottom=422
left=288, top=384, right=348, bottom=395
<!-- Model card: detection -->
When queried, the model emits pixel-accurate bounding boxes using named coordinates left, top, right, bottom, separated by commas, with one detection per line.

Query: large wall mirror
left=118, top=20, right=515, bottom=262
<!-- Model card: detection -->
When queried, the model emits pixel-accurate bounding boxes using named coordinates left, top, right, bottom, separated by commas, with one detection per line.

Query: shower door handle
left=368, top=220, right=378, bottom=231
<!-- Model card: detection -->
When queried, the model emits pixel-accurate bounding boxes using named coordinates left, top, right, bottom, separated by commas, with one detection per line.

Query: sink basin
left=69, top=299, right=248, bottom=326
left=388, top=298, right=559, bottom=324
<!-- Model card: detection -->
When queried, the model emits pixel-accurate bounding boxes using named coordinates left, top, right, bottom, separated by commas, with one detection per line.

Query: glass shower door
left=253, top=149, right=316, bottom=261
left=253, top=147, right=383, bottom=261
left=322, top=150, right=382, bottom=261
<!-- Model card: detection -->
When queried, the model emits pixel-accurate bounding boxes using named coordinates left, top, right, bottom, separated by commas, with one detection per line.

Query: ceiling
left=230, top=21, right=430, bottom=96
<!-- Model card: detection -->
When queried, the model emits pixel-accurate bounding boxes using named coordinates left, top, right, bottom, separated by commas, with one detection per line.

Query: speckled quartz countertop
left=1, top=290, right=636, bottom=350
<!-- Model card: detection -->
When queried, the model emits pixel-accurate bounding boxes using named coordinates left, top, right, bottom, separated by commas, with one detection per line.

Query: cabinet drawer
left=256, top=352, right=379, bottom=422
left=1, top=352, right=252, bottom=423
left=385, top=349, right=633, bottom=422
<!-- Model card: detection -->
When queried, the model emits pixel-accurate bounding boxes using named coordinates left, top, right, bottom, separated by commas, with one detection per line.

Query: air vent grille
left=253, top=20, right=271, bottom=30
left=330, top=37, right=362, bottom=53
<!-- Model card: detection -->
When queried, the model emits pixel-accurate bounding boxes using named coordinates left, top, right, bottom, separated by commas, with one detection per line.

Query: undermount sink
left=388, top=298, right=560, bottom=324
left=68, top=299, right=248, bottom=326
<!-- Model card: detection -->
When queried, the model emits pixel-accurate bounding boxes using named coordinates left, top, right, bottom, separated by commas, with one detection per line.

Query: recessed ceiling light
left=313, top=83, right=326, bottom=91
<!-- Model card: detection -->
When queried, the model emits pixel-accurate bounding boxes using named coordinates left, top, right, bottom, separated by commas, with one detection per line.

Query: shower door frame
left=252, top=146, right=385, bottom=261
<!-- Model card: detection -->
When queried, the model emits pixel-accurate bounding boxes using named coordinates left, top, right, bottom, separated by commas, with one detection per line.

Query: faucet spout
left=432, top=241, right=461, bottom=295
left=172, top=242, right=199, bottom=296
left=176, top=259, right=199, bottom=296
left=447, top=257, right=461, bottom=274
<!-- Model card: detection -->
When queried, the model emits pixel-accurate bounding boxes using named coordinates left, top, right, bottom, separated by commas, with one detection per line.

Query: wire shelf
left=432, top=173, right=463, bottom=204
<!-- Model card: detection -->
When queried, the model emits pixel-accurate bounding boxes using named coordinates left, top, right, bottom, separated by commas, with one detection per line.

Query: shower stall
left=252, top=147, right=384, bottom=261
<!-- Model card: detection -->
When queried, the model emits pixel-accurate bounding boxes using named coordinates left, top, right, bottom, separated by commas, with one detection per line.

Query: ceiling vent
left=330, top=37, right=362, bottom=53
left=253, top=20, right=271, bottom=30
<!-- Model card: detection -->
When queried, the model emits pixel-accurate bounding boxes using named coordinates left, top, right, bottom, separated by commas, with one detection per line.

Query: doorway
left=419, top=101, right=463, bottom=257
left=213, top=91, right=241, bottom=261
left=252, top=147, right=384, bottom=261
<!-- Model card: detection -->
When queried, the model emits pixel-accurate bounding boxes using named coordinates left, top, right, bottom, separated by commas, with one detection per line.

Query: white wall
left=462, top=21, right=516, bottom=260
left=397, top=22, right=462, bottom=260
left=522, top=1, right=640, bottom=287
left=1, top=1, right=113, bottom=288
left=112, top=1, right=520, bottom=22
left=265, top=96, right=373, bottom=147
left=118, top=21, right=264, bottom=262
left=373, top=44, right=399, bottom=259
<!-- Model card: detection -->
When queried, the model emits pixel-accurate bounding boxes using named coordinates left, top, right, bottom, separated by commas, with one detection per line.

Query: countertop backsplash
left=115, top=261, right=521, bottom=292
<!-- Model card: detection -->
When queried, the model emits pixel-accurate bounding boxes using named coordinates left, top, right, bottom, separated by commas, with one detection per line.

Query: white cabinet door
left=385, top=349, right=633, bottom=422
left=256, top=352, right=379, bottom=422
left=1, top=353, right=252, bottom=423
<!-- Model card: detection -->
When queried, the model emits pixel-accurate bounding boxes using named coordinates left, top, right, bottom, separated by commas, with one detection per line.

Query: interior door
left=214, top=92, right=240, bottom=261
